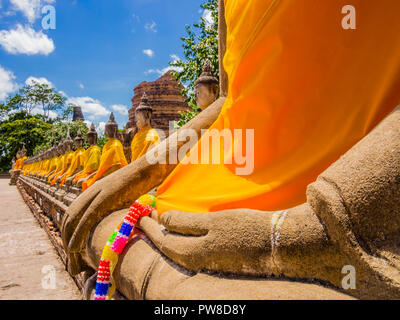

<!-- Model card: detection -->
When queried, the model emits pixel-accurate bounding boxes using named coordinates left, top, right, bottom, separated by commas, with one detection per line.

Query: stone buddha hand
left=61, top=98, right=225, bottom=275
left=139, top=106, right=400, bottom=299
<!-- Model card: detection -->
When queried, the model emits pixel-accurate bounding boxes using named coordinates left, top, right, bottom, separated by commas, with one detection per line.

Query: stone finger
left=160, top=210, right=210, bottom=236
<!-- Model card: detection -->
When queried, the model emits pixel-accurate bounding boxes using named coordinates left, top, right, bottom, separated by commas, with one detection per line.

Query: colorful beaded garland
left=93, top=194, right=156, bottom=300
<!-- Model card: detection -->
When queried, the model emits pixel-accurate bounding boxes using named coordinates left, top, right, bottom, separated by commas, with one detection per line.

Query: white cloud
left=112, top=104, right=128, bottom=116
left=96, top=121, right=106, bottom=136
left=143, top=49, right=154, bottom=58
left=144, top=21, right=157, bottom=33
left=10, top=0, right=55, bottom=24
left=0, top=65, right=19, bottom=101
left=67, top=96, right=110, bottom=118
left=144, top=54, right=182, bottom=76
left=25, top=76, right=53, bottom=87
left=79, top=83, right=84, bottom=89
left=0, top=24, right=55, bottom=55
left=202, top=9, right=214, bottom=29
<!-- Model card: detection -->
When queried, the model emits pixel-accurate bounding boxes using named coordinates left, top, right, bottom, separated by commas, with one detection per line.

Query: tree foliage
left=0, top=111, right=52, bottom=171
left=170, top=0, right=219, bottom=128
left=32, top=120, right=89, bottom=155
left=7, top=80, right=67, bottom=122
left=0, top=82, right=73, bottom=172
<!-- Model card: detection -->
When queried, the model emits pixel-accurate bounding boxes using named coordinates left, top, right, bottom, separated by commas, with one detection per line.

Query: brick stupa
left=127, top=71, right=190, bottom=133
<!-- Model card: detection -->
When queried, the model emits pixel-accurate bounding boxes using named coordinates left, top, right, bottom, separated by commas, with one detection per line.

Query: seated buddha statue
left=81, top=113, right=128, bottom=192
left=63, top=0, right=400, bottom=300
left=60, top=130, right=86, bottom=187
left=40, top=146, right=57, bottom=180
left=51, top=132, right=74, bottom=186
left=130, top=92, right=160, bottom=163
left=32, top=152, right=46, bottom=178
left=48, top=140, right=65, bottom=183
left=30, top=152, right=43, bottom=177
left=73, top=124, right=101, bottom=187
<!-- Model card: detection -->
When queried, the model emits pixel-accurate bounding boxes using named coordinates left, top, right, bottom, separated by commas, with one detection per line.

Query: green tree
left=8, top=80, right=67, bottom=122
left=32, top=120, right=89, bottom=155
left=0, top=111, right=52, bottom=172
left=169, top=0, right=219, bottom=127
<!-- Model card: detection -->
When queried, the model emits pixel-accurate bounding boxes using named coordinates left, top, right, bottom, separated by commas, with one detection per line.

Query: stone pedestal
left=9, top=170, right=21, bottom=185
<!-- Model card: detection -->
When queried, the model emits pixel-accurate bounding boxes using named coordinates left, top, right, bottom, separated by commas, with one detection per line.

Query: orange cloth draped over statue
left=82, top=138, right=127, bottom=192
left=73, top=145, right=101, bottom=184
left=48, top=155, right=64, bottom=183
left=59, top=147, right=85, bottom=187
left=130, top=125, right=160, bottom=163
left=14, top=157, right=27, bottom=170
left=42, top=157, right=57, bottom=177
left=50, top=151, right=74, bottom=185
left=156, top=0, right=400, bottom=214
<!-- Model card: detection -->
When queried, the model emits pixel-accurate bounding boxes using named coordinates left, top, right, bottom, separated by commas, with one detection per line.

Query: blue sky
left=0, top=0, right=211, bottom=132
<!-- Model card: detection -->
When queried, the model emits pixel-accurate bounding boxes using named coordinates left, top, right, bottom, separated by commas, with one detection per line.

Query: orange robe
left=41, top=158, right=56, bottom=178
left=156, top=0, right=400, bottom=214
left=130, top=125, right=160, bottom=163
left=48, top=155, right=64, bottom=183
left=50, top=151, right=74, bottom=186
left=82, top=138, right=127, bottom=192
left=60, top=147, right=85, bottom=187
left=73, top=145, right=101, bottom=184
left=14, top=157, right=27, bottom=170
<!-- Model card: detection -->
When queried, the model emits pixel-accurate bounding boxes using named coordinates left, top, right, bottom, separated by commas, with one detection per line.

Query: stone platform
left=15, top=174, right=355, bottom=300
left=0, top=179, right=81, bottom=300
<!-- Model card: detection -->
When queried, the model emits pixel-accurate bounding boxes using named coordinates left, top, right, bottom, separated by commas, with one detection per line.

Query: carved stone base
left=63, top=192, right=78, bottom=206
left=55, top=186, right=67, bottom=202
left=9, top=170, right=21, bottom=185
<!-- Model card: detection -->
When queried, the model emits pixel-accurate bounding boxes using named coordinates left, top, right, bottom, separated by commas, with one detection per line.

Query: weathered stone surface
left=127, top=72, right=190, bottom=133
left=84, top=209, right=353, bottom=300
left=0, top=179, right=81, bottom=300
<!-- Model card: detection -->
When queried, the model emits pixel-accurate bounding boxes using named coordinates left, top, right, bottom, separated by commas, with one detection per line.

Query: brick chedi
left=127, top=71, right=190, bottom=134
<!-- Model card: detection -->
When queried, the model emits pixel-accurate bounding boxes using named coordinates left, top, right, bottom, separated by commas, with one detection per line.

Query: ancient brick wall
left=127, top=72, right=190, bottom=134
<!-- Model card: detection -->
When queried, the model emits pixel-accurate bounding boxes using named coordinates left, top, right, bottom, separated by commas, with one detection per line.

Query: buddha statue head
left=74, top=130, right=84, bottom=149
left=64, top=129, right=74, bottom=152
left=194, top=59, right=219, bottom=110
left=87, top=123, right=98, bottom=146
left=57, top=139, right=65, bottom=155
left=135, top=92, right=153, bottom=130
left=105, top=113, right=118, bottom=139
left=21, top=144, right=27, bottom=158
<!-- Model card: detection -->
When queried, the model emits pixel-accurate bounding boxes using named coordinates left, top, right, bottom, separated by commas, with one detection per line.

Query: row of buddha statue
left=17, top=91, right=165, bottom=205
left=15, top=59, right=219, bottom=204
